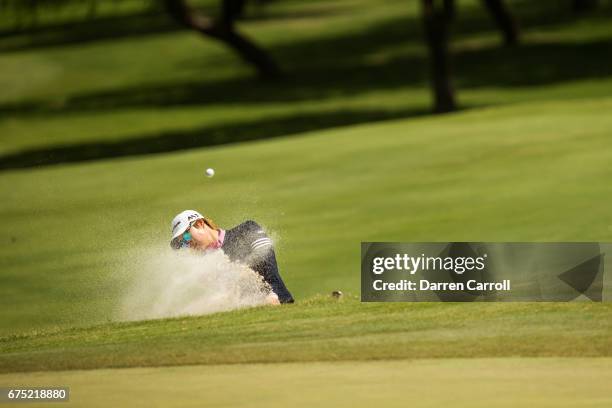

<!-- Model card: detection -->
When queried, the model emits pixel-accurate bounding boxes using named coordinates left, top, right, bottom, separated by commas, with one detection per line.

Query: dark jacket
left=221, top=220, right=294, bottom=304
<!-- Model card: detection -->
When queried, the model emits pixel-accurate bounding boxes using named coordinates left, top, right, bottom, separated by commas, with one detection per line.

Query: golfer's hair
left=203, top=216, right=219, bottom=230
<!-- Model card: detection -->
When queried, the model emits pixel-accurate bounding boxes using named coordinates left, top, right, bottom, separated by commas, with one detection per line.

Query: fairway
left=2, top=358, right=611, bottom=407
left=2, top=99, right=612, bottom=335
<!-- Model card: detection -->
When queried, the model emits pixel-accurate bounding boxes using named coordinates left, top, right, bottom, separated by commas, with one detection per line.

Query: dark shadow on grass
left=0, top=107, right=429, bottom=171
left=0, top=12, right=428, bottom=114
left=1, top=0, right=611, bottom=116
left=1, top=2, right=611, bottom=116
left=0, top=0, right=376, bottom=53
left=2, top=0, right=611, bottom=53
left=1, top=1, right=612, bottom=169
left=0, top=11, right=180, bottom=53
left=2, top=37, right=611, bottom=117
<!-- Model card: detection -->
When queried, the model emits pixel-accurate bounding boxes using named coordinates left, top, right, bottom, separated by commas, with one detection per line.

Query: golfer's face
left=187, top=219, right=211, bottom=249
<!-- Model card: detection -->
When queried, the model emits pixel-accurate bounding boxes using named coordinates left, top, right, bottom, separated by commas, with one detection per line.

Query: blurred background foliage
left=1, top=0, right=611, bottom=166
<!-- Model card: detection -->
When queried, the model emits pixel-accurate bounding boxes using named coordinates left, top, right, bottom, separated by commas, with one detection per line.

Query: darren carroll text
left=372, top=279, right=512, bottom=291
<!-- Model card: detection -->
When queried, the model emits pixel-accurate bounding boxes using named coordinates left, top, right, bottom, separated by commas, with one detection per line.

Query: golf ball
left=205, top=168, right=215, bottom=178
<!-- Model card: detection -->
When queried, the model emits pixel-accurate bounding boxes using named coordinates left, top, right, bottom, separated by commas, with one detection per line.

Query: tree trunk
left=443, top=0, right=456, bottom=22
left=163, top=0, right=280, bottom=79
left=221, top=0, right=247, bottom=27
left=481, top=0, right=519, bottom=46
left=572, top=0, right=598, bottom=13
left=422, top=0, right=456, bottom=113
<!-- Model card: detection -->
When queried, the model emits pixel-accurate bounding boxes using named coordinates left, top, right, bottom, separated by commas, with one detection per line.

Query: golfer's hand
left=266, top=293, right=280, bottom=305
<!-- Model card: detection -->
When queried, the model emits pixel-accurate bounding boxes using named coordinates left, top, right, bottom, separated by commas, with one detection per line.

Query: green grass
left=2, top=98, right=612, bottom=335
left=1, top=297, right=612, bottom=373
left=1, top=1, right=612, bottom=405
left=1, top=0, right=612, bottom=159
left=2, top=358, right=611, bottom=407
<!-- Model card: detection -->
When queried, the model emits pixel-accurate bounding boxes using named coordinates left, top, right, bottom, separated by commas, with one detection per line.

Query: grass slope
left=1, top=298, right=611, bottom=373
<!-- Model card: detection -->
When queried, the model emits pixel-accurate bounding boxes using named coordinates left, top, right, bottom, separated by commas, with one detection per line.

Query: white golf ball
left=205, top=168, right=215, bottom=178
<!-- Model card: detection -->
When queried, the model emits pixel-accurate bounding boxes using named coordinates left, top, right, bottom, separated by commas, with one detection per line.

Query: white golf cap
left=170, top=210, right=204, bottom=242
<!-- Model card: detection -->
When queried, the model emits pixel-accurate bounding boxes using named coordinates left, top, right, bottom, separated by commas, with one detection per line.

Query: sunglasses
left=177, top=231, right=192, bottom=249
left=172, top=221, right=197, bottom=250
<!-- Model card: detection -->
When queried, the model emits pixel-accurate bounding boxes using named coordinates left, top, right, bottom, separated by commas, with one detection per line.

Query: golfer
left=170, top=210, right=294, bottom=304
